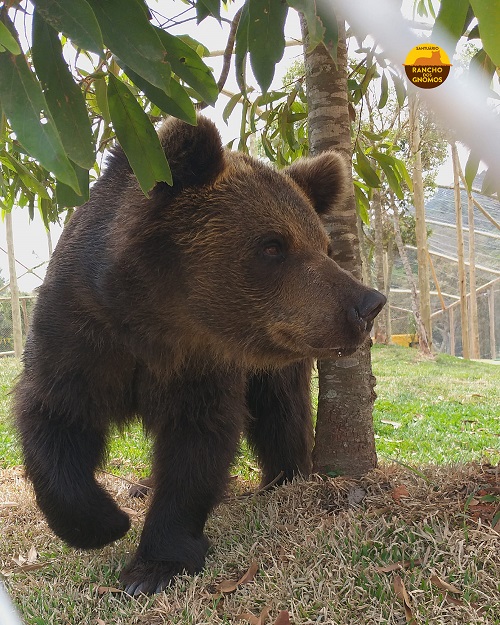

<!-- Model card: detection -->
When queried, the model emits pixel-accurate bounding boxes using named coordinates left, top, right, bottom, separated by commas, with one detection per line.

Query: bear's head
left=115, top=117, right=385, bottom=368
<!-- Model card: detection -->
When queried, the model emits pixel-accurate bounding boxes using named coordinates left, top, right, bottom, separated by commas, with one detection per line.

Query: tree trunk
left=302, top=18, right=378, bottom=477
left=5, top=211, right=23, bottom=357
left=409, top=91, right=432, bottom=352
left=384, top=244, right=395, bottom=341
left=373, top=190, right=387, bottom=343
left=451, top=142, right=470, bottom=359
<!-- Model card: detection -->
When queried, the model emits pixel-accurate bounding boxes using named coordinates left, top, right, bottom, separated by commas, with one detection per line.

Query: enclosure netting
left=389, top=183, right=500, bottom=359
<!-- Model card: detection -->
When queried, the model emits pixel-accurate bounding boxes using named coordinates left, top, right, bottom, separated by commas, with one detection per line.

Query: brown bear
left=14, top=116, right=385, bottom=596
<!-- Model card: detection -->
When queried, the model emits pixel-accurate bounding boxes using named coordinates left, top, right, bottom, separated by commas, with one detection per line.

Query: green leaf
left=391, top=72, right=406, bottom=107
left=235, top=1, right=250, bottom=93
left=32, top=12, right=94, bottom=169
left=354, top=183, right=370, bottom=225
left=469, top=48, right=496, bottom=81
left=0, top=16, right=79, bottom=191
left=378, top=72, right=389, bottom=109
left=32, top=0, right=104, bottom=56
left=368, top=152, right=404, bottom=198
left=0, top=20, right=21, bottom=55
left=469, top=0, right=500, bottom=66
left=431, top=0, right=470, bottom=47
left=380, top=161, right=404, bottom=200
left=480, top=167, right=499, bottom=198
left=0, top=152, right=51, bottom=199
left=56, top=160, right=90, bottom=207
left=223, top=92, right=242, bottom=124
left=119, top=62, right=196, bottom=125
left=153, top=27, right=218, bottom=105
left=286, top=0, right=325, bottom=52
left=178, top=34, right=210, bottom=58
left=196, top=1, right=211, bottom=23
left=248, top=0, right=288, bottom=93
left=464, top=151, right=480, bottom=190
left=86, top=0, right=171, bottom=92
left=197, top=0, right=221, bottom=22
left=392, top=156, right=413, bottom=192
left=107, top=74, right=172, bottom=195
left=315, top=3, right=338, bottom=61
left=354, top=144, right=381, bottom=188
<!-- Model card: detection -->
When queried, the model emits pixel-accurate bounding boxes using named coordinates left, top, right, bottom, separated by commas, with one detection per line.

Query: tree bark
left=409, top=91, right=432, bottom=352
left=373, top=190, right=387, bottom=343
left=5, top=212, right=23, bottom=357
left=302, top=18, right=378, bottom=477
left=451, top=142, right=470, bottom=359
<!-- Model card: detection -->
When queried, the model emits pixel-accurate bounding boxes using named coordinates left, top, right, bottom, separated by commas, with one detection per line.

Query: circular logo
left=403, top=43, right=451, bottom=89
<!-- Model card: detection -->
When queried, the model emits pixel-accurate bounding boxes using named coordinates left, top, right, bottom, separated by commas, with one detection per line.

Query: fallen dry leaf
left=120, top=507, right=141, bottom=517
left=217, top=561, right=258, bottom=594
left=27, top=546, right=38, bottom=564
left=381, top=419, right=402, bottom=428
left=347, top=486, right=366, bottom=505
left=2, top=562, right=49, bottom=576
left=430, top=574, right=461, bottom=594
left=96, top=586, right=123, bottom=595
left=393, top=575, right=417, bottom=624
left=392, top=485, right=410, bottom=502
left=273, top=610, right=291, bottom=625
left=238, top=606, right=270, bottom=625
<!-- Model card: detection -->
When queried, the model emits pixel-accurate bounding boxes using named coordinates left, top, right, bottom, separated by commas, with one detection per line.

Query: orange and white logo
left=403, top=44, right=451, bottom=89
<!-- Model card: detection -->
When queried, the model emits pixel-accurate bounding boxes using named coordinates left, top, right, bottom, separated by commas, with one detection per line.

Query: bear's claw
left=121, top=557, right=198, bottom=596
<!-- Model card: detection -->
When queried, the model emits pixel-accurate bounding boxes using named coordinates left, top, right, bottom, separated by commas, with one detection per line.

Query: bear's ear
left=157, top=115, right=225, bottom=189
left=284, top=151, right=348, bottom=216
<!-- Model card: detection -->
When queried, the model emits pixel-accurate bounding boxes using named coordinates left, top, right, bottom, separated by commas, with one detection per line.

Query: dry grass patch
left=1, top=463, right=499, bottom=625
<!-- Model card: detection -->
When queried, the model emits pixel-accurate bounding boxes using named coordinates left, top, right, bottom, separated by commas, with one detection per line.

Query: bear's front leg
left=246, top=359, right=314, bottom=486
left=121, top=368, right=246, bottom=596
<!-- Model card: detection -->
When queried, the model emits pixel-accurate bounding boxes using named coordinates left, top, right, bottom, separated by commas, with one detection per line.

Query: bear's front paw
left=120, top=554, right=203, bottom=596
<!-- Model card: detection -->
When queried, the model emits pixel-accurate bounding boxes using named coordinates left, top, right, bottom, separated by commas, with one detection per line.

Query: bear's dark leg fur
left=246, top=360, right=314, bottom=486
left=121, top=367, right=246, bottom=596
left=15, top=397, right=130, bottom=549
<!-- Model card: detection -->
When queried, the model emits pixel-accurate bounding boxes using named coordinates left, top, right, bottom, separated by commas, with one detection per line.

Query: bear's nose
left=348, top=289, right=387, bottom=332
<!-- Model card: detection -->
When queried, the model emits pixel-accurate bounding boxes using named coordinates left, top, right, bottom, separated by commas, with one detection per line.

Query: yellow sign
left=403, top=43, right=451, bottom=89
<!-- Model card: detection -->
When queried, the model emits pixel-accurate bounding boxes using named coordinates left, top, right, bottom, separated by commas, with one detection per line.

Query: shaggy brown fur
left=14, top=116, right=385, bottom=595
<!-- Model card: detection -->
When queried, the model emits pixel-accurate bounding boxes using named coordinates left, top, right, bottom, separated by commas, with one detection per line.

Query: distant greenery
left=1, top=345, right=499, bottom=473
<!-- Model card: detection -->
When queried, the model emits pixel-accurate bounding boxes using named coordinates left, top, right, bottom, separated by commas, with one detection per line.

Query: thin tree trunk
left=384, top=244, right=395, bottom=341
left=5, top=212, right=23, bottom=357
left=489, top=287, right=496, bottom=358
left=302, top=18, right=378, bottom=477
left=451, top=142, right=470, bottom=359
left=392, top=202, right=431, bottom=356
left=409, top=91, right=432, bottom=352
left=373, top=190, right=387, bottom=343
left=466, top=188, right=480, bottom=358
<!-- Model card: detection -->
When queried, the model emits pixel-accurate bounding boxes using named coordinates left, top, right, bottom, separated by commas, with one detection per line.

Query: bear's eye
left=259, top=234, right=286, bottom=261
left=263, top=242, right=282, bottom=257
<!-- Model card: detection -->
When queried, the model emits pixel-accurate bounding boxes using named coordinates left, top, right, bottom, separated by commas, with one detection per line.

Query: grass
left=2, top=345, right=499, bottom=471
left=0, top=345, right=499, bottom=624
left=371, top=345, right=500, bottom=465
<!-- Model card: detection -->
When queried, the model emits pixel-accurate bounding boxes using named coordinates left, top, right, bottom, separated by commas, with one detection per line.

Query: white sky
left=0, top=1, right=485, bottom=292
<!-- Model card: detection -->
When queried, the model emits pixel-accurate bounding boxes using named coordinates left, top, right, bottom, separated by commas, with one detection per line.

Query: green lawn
left=1, top=345, right=499, bottom=472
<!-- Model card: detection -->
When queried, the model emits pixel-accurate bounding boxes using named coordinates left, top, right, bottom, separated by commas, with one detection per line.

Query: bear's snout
left=347, top=289, right=387, bottom=333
